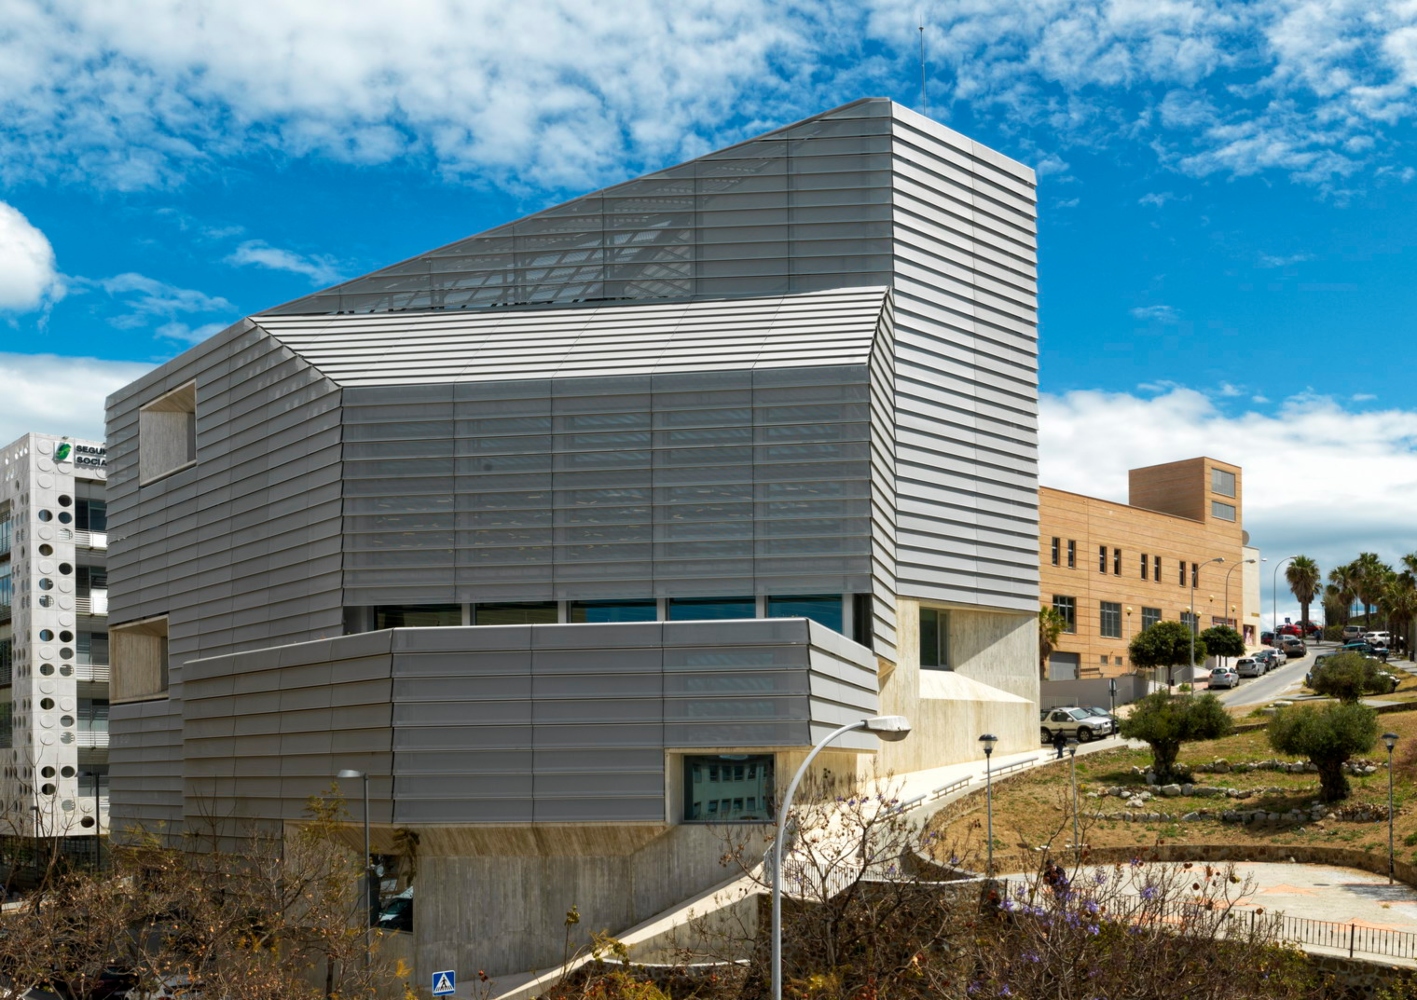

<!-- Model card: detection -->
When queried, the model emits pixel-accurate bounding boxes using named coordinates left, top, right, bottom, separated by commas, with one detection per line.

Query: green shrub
left=1307, top=651, right=1391, bottom=703
left=1119, top=691, right=1234, bottom=782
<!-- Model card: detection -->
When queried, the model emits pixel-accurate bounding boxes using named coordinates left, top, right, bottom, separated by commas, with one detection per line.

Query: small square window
left=1211, top=468, right=1237, bottom=498
left=684, top=754, right=774, bottom=822
left=138, top=382, right=197, bottom=484
left=1211, top=500, right=1236, bottom=521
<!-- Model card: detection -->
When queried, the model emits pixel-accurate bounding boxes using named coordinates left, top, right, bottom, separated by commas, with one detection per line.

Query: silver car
left=1208, top=666, right=1239, bottom=689
left=1039, top=706, right=1114, bottom=744
left=1236, top=657, right=1264, bottom=678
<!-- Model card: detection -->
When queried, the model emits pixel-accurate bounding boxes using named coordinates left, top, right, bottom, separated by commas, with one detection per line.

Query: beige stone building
left=1040, top=457, right=1247, bottom=680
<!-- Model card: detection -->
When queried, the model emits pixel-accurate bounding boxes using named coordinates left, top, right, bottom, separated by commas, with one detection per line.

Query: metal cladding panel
left=105, top=323, right=349, bottom=841
left=887, top=105, right=1039, bottom=612
left=387, top=619, right=878, bottom=824
left=339, top=362, right=883, bottom=606
left=255, top=288, right=885, bottom=386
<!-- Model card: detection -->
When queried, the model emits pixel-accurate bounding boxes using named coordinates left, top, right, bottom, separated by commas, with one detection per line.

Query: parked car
left=1277, top=623, right=1302, bottom=637
left=1082, top=705, right=1119, bottom=729
left=1208, top=666, right=1239, bottom=689
left=1039, top=706, right=1114, bottom=744
left=1301, top=621, right=1323, bottom=638
left=1343, top=624, right=1366, bottom=642
left=1260, top=631, right=1275, bottom=646
left=376, top=887, right=414, bottom=933
left=1305, top=654, right=1332, bottom=686
left=1279, top=635, right=1307, bottom=658
left=1236, top=657, right=1265, bottom=678
left=1253, top=649, right=1280, bottom=671
left=1366, top=630, right=1392, bottom=647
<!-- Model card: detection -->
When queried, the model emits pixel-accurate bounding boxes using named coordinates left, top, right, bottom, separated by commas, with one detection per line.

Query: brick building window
left=1051, top=537, right=1060, bottom=566
left=1141, top=607, right=1162, bottom=630
left=1067, top=540, right=1076, bottom=568
left=1052, top=596, right=1076, bottom=634
left=1100, top=601, right=1122, bottom=638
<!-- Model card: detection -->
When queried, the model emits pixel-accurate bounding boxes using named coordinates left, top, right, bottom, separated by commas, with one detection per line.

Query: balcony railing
left=74, top=731, right=110, bottom=749
left=74, top=662, right=111, bottom=683
left=75, top=590, right=108, bottom=616
left=73, top=530, right=108, bottom=550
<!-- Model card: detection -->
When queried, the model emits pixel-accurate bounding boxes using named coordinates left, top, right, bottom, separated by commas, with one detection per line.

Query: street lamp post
left=772, top=716, right=911, bottom=1000
left=336, top=768, right=373, bottom=969
left=1224, top=558, right=1256, bottom=660
left=1188, top=557, right=1225, bottom=687
left=979, top=733, right=998, bottom=876
left=1272, top=555, right=1297, bottom=639
left=1067, top=739, right=1080, bottom=860
left=1384, top=733, right=1400, bottom=884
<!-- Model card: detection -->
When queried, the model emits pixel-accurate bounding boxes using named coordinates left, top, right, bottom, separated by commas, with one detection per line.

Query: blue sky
left=2, top=0, right=1416, bottom=615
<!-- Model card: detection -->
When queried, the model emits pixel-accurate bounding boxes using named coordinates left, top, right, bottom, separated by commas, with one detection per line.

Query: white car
left=1366, top=631, right=1392, bottom=647
left=1208, top=666, right=1239, bottom=689
left=1236, top=657, right=1264, bottom=678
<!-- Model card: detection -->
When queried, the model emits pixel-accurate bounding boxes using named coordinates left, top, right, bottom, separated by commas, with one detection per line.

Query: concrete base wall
left=412, top=823, right=759, bottom=980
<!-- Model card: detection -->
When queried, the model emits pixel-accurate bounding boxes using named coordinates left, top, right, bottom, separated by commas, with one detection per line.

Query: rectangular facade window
left=0, top=636, right=11, bottom=687
left=1191, top=562, right=1199, bottom=588
left=110, top=615, right=169, bottom=703
left=1052, top=596, right=1076, bottom=634
left=138, top=381, right=197, bottom=484
left=1212, top=468, right=1237, bottom=498
left=1141, top=607, right=1162, bottom=631
left=1100, top=601, right=1122, bottom=639
left=475, top=602, right=557, bottom=626
left=1067, top=540, right=1076, bottom=569
left=1050, top=537, right=1060, bottom=566
left=919, top=607, right=950, bottom=669
left=668, top=597, right=755, bottom=621
left=1140, top=553, right=1148, bottom=579
left=768, top=595, right=843, bottom=633
left=1113, top=548, right=1121, bottom=576
left=368, top=605, right=461, bottom=628
left=1181, top=610, right=1198, bottom=633
left=1179, top=562, right=1187, bottom=586
left=76, top=631, right=109, bottom=666
left=1211, top=500, right=1236, bottom=521
left=75, top=499, right=108, bottom=533
left=1153, top=555, right=1161, bottom=583
left=684, top=753, right=774, bottom=822
left=1099, top=654, right=1109, bottom=666
left=1098, top=545, right=1107, bottom=573
left=569, top=600, right=657, bottom=623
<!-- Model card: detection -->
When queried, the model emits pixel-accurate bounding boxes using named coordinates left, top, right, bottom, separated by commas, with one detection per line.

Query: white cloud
left=1138, top=191, right=1175, bottom=207
left=1258, top=251, right=1315, bottom=267
left=155, top=321, right=231, bottom=344
left=1130, top=304, right=1179, bottom=323
left=93, top=272, right=235, bottom=331
left=227, top=241, right=343, bottom=286
left=0, top=202, right=64, bottom=312
left=0, top=0, right=806, bottom=192
left=0, top=352, right=152, bottom=445
left=1040, top=387, right=1417, bottom=598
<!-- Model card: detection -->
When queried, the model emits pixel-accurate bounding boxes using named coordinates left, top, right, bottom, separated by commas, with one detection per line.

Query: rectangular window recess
left=139, top=382, right=197, bottom=485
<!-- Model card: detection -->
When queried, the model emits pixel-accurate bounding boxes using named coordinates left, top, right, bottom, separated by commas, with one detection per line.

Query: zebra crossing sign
left=432, top=970, right=456, bottom=996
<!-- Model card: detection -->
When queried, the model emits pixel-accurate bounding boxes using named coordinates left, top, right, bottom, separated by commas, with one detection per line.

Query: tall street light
left=1188, top=557, right=1225, bottom=688
left=1067, top=739, right=1081, bottom=861
left=336, top=768, right=374, bottom=969
left=978, top=733, right=998, bottom=876
left=1384, top=733, right=1400, bottom=884
left=772, top=715, right=910, bottom=1000
left=1224, top=558, right=1257, bottom=655
left=1272, top=555, right=1297, bottom=638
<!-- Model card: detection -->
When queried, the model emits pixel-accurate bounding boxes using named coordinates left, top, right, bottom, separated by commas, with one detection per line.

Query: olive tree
left=1119, top=691, right=1234, bottom=783
left=1130, top=619, right=1208, bottom=688
left=1268, top=701, right=1378, bottom=802
left=1307, top=651, right=1392, bottom=703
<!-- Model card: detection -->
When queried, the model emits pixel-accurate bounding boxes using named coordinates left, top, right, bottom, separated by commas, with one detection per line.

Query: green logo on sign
left=54, top=443, right=71, bottom=462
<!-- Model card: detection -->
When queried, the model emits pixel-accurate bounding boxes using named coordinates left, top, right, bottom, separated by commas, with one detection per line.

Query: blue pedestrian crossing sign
left=432, top=970, right=456, bottom=996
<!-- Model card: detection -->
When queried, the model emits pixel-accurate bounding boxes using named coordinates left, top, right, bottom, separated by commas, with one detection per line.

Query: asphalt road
left=1210, top=639, right=1416, bottom=708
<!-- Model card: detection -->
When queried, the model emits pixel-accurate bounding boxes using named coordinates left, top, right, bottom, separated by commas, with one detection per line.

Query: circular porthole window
left=38, top=543, right=52, bottom=556
left=59, top=647, right=73, bottom=660
left=60, top=766, right=75, bottom=778
left=37, top=595, right=53, bottom=607
left=37, top=578, right=53, bottom=591
left=39, top=699, right=54, bottom=710
left=39, top=663, right=52, bottom=676
left=37, top=510, right=52, bottom=522
left=41, top=766, right=55, bottom=778
left=59, top=631, right=73, bottom=643
left=80, top=817, right=95, bottom=829
left=58, top=563, right=72, bottom=575
left=57, top=512, right=72, bottom=524
left=40, top=783, right=55, bottom=796
left=60, top=715, right=74, bottom=727
left=38, top=630, right=54, bottom=642
left=57, top=495, right=72, bottom=507
left=59, top=665, right=72, bottom=677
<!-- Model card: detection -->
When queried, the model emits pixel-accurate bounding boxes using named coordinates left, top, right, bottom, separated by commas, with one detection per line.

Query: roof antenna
left=918, top=15, right=928, bottom=118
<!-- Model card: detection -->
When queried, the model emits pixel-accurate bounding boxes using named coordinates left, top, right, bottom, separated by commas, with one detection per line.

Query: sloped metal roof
left=254, top=286, right=889, bottom=386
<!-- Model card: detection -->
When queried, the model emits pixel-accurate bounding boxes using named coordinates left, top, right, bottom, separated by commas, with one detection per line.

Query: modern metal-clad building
left=105, top=98, right=1041, bottom=979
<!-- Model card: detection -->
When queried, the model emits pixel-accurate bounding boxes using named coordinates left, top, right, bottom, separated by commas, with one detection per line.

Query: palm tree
left=1380, top=572, right=1417, bottom=661
left=1353, top=551, right=1391, bottom=626
left=1322, top=583, right=1349, bottom=629
left=1286, top=556, right=1321, bottom=632
left=1038, top=606, right=1065, bottom=678
left=1328, top=562, right=1360, bottom=625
